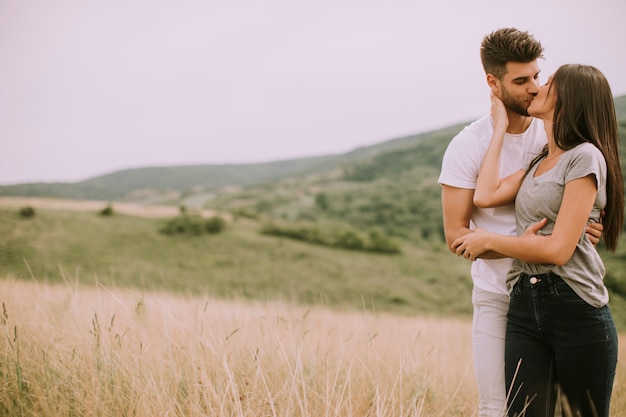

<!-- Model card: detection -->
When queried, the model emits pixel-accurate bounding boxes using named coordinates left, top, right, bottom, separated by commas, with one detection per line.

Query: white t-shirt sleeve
left=438, top=129, right=481, bottom=189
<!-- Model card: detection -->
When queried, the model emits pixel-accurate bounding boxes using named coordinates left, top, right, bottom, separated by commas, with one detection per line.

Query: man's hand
left=586, top=212, right=604, bottom=246
left=522, top=218, right=548, bottom=238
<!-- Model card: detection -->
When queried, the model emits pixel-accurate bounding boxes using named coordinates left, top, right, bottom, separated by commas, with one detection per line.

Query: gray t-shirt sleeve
left=564, top=145, right=604, bottom=188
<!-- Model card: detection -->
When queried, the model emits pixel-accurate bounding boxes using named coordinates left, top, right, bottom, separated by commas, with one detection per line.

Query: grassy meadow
left=2, top=203, right=626, bottom=416
left=2, top=278, right=626, bottom=416
left=0, top=206, right=474, bottom=317
left=1, top=278, right=479, bottom=416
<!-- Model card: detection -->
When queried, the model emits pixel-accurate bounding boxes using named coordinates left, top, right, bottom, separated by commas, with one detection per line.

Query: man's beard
left=501, top=88, right=531, bottom=117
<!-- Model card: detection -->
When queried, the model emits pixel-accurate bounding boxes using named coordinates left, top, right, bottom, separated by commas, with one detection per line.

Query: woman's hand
left=452, top=228, right=492, bottom=261
left=452, top=219, right=548, bottom=261
left=490, top=92, right=508, bottom=133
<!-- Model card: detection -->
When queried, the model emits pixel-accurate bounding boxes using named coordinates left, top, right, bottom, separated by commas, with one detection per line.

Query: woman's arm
left=453, top=174, right=597, bottom=264
left=473, top=93, right=526, bottom=208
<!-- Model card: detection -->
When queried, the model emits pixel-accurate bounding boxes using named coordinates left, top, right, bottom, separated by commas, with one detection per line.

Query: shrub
left=160, top=215, right=206, bottom=236
left=100, top=205, right=114, bottom=216
left=205, top=216, right=226, bottom=234
left=365, top=230, right=401, bottom=254
left=315, top=192, right=329, bottom=210
left=605, top=272, right=626, bottom=298
left=18, top=206, right=35, bottom=218
left=230, top=208, right=259, bottom=220
left=334, top=230, right=365, bottom=250
left=160, top=214, right=227, bottom=236
left=260, top=221, right=400, bottom=254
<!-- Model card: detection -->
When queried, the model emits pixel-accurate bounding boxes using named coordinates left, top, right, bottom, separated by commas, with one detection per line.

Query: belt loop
left=547, top=271, right=559, bottom=284
left=547, top=272, right=557, bottom=294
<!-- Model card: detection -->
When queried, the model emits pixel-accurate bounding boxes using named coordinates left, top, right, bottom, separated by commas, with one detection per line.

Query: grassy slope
left=3, top=206, right=626, bottom=328
left=0, top=207, right=473, bottom=318
left=205, top=124, right=456, bottom=243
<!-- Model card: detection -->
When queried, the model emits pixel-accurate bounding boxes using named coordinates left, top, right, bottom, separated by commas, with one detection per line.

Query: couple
left=439, top=28, right=622, bottom=417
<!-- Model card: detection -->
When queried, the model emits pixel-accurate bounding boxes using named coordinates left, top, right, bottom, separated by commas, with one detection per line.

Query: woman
left=452, top=64, right=623, bottom=417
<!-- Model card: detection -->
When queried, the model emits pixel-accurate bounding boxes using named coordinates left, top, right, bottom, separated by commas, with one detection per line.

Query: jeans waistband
left=518, top=271, right=562, bottom=287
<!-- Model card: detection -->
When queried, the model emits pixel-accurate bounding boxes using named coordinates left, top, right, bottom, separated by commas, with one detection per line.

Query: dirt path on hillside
left=0, top=196, right=229, bottom=219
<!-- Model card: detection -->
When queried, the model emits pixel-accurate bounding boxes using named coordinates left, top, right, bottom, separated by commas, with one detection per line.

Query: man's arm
left=441, top=185, right=506, bottom=259
left=441, top=185, right=473, bottom=250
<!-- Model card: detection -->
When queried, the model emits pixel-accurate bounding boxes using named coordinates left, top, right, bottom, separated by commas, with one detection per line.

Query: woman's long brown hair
left=549, top=64, right=624, bottom=251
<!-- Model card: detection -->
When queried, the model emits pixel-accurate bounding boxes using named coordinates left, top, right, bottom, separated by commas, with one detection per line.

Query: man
left=438, top=28, right=602, bottom=417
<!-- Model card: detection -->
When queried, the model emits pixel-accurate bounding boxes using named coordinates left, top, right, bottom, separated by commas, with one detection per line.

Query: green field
left=3, top=205, right=626, bottom=330
left=0, top=207, right=476, bottom=317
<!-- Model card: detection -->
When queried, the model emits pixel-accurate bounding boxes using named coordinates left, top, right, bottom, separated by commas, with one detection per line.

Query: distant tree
left=334, top=230, right=365, bottom=250
left=230, top=208, right=259, bottom=220
left=160, top=214, right=205, bottom=236
left=18, top=206, right=35, bottom=218
left=260, top=221, right=400, bottom=254
left=205, top=216, right=226, bottom=234
left=100, top=204, right=114, bottom=216
left=366, top=230, right=401, bottom=254
left=315, top=192, right=329, bottom=210
left=160, top=214, right=227, bottom=236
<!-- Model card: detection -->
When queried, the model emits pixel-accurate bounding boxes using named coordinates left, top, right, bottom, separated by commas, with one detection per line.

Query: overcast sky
left=1, top=0, right=625, bottom=185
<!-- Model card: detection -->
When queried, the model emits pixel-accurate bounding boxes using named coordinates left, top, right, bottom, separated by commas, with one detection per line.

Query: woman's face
left=528, top=73, right=557, bottom=120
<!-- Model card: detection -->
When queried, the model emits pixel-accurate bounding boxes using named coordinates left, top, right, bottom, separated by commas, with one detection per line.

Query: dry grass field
left=1, top=278, right=625, bottom=417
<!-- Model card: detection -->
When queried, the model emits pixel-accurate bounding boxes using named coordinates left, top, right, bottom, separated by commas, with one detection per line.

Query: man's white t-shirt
left=438, top=114, right=546, bottom=295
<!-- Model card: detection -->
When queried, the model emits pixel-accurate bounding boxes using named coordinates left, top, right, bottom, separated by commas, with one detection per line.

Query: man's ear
left=486, top=74, right=499, bottom=93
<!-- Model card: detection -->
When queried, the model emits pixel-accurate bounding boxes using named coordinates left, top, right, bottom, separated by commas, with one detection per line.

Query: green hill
left=1, top=96, right=623, bottom=205
left=0, top=123, right=467, bottom=202
left=0, top=206, right=474, bottom=317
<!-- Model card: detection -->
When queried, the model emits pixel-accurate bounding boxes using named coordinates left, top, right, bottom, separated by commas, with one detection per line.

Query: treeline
left=260, top=221, right=401, bottom=254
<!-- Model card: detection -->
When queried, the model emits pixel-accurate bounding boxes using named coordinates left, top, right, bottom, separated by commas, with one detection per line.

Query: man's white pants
left=472, top=286, right=509, bottom=417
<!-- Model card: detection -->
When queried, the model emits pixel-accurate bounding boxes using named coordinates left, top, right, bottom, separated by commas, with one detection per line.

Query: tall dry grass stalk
left=1, top=277, right=624, bottom=416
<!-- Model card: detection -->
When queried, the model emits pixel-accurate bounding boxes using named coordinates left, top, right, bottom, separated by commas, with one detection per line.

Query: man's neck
left=506, top=113, right=532, bottom=134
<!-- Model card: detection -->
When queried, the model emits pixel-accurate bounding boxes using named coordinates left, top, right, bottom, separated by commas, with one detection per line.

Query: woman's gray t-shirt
left=507, top=142, right=608, bottom=307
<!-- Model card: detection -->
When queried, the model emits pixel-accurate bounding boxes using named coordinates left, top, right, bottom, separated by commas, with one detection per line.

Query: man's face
left=495, top=61, right=541, bottom=116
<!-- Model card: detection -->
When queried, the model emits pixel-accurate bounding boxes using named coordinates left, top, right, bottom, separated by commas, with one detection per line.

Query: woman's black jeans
left=505, top=272, right=618, bottom=417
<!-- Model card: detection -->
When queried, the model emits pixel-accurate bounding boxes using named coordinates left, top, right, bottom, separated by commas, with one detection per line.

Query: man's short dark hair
left=480, top=28, right=544, bottom=79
